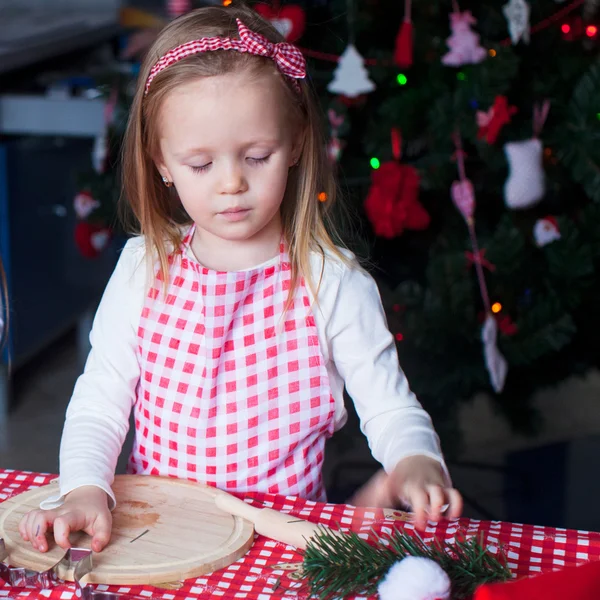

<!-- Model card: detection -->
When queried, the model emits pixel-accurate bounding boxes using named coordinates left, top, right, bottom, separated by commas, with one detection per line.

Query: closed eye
left=190, top=162, right=211, bottom=173
left=247, top=154, right=271, bottom=165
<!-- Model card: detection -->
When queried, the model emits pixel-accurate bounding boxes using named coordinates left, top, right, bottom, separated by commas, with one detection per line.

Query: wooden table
left=1, top=470, right=599, bottom=599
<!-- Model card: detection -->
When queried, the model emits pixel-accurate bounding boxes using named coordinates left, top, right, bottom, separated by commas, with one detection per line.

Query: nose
left=218, top=160, right=248, bottom=195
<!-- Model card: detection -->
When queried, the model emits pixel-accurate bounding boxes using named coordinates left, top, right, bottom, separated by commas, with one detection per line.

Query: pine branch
left=302, top=527, right=511, bottom=600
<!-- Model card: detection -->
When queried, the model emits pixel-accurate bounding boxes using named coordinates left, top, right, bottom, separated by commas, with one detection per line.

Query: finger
left=31, top=512, right=53, bottom=552
left=18, top=512, right=33, bottom=541
left=24, top=511, right=43, bottom=547
left=53, top=512, right=85, bottom=550
left=445, top=488, right=464, bottom=520
left=90, top=513, right=112, bottom=552
left=405, top=488, right=429, bottom=531
left=426, top=485, right=446, bottom=523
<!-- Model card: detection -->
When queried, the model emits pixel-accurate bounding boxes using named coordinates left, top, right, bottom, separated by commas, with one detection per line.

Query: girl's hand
left=348, top=457, right=463, bottom=530
left=18, top=486, right=112, bottom=553
left=389, top=455, right=463, bottom=530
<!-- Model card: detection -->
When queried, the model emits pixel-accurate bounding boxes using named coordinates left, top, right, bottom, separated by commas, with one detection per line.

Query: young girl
left=19, top=4, right=462, bottom=554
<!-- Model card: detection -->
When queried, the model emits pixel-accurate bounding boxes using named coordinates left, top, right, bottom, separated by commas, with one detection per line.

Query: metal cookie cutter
left=0, top=538, right=124, bottom=599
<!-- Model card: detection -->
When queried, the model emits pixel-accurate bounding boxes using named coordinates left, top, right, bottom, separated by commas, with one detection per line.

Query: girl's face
left=156, top=70, right=300, bottom=246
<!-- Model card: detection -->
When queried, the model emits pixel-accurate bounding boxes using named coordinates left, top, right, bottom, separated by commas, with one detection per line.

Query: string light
left=395, top=333, right=404, bottom=342
left=223, top=0, right=233, bottom=5
left=396, top=73, right=408, bottom=86
left=596, top=112, right=600, bottom=121
left=489, top=49, right=497, bottom=57
left=317, top=192, right=328, bottom=202
left=561, top=23, right=571, bottom=34
left=586, top=24, right=598, bottom=37
left=457, top=72, right=467, bottom=81
left=370, top=157, right=381, bottom=169
left=491, top=302, right=502, bottom=314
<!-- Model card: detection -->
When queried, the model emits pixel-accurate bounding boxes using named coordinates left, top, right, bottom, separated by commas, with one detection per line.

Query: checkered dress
left=128, top=228, right=335, bottom=501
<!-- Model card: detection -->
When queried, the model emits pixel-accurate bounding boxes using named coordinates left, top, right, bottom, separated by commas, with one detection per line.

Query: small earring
left=162, top=176, right=173, bottom=188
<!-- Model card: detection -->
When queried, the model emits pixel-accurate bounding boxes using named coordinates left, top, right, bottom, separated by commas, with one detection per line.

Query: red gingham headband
left=145, top=18, right=306, bottom=95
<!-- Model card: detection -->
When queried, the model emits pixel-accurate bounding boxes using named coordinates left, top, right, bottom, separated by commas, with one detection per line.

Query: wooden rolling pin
left=214, top=494, right=342, bottom=550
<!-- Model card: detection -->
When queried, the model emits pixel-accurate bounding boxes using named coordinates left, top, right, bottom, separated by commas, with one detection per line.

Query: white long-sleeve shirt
left=42, top=237, right=448, bottom=509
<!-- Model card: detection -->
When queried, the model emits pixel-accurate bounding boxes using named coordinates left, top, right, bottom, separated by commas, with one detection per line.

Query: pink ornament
left=451, top=179, right=475, bottom=221
left=442, top=11, right=487, bottom=67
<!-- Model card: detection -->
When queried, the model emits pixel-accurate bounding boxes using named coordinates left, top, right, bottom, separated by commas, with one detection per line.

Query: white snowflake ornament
left=378, top=556, right=451, bottom=600
left=503, top=0, right=531, bottom=44
left=327, top=44, right=376, bottom=98
left=534, top=217, right=561, bottom=247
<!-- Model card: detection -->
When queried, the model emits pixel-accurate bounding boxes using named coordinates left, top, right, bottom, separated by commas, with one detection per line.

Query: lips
left=218, top=207, right=251, bottom=222
left=220, top=207, right=249, bottom=214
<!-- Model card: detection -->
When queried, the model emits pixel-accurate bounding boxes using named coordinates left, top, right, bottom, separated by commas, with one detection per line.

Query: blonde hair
left=121, top=2, right=349, bottom=301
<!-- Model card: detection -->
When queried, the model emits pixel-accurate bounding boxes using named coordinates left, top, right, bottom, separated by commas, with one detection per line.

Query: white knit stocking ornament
left=504, top=101, right=549, bottom=210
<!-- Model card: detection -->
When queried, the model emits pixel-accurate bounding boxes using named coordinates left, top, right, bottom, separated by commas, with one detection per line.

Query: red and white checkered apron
left=128, top=227, right=336, bottom=501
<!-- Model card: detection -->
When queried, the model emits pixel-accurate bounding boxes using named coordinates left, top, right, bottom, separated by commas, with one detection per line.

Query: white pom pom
left=378, top=556, right=451, bottom=600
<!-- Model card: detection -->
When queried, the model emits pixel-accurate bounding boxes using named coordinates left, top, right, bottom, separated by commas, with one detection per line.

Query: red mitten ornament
left=477, top=96, right=517, bottom=144
left=364, top=161, right=430, bottom=238
left=75, top=222, right=112, bottom=259
left=475, top=559, right=600, bottom=600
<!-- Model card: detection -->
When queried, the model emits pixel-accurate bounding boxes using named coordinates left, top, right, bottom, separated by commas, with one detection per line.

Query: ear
left=289, top=128, right=306, bottom=167
left=154, top=153, right=173, bottom=183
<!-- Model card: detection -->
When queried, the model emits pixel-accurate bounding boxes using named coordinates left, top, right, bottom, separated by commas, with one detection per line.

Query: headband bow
left=145, top=18, right=306, bottom=94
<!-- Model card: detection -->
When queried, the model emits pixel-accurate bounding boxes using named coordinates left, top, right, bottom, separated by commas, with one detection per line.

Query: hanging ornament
left=451, top=179, right=475, bottom=222
left=482, top=315, right=509, bottom=393
left=476, top=96, right=517, bottom=145
left=394, top=0, right=413, bottom=68
left=327, top=45, right=376, bottom=98
left=378, top=556, right=451, bottom=600
left=364, top=129, right=430, bottom=238
left=254, top=3, right=306, bottom=42
left=73, top=191, right=101, bottom=220
left=327, top=108, right=345, bottom=164
left=534, top=216, right=561, bottom=247
left=74, top=222, right=112, bottom=259
left=441, top=10, right=487, bottom=67
left=504, top=140, right=545, bottom=208
left=503, top=0, right=531, bottom=45
left=504, top=100, right=549, bottom=210
left=168, top=0, right=191, bottom=18
left=452, top=132, right=508, bottom=393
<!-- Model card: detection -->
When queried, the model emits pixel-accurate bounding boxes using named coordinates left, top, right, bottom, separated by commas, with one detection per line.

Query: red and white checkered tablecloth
left=1, top=470, right=599, bottom=599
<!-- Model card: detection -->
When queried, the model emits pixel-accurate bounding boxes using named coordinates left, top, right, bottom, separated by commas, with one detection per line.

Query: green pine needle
left=302, top=527, right=511, bottom=600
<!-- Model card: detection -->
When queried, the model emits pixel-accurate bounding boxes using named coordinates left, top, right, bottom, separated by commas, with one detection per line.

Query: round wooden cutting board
left=0, top=475, right=255, bottom=585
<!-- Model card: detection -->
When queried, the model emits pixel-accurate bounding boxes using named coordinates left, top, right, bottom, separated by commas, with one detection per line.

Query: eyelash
left=190, top=155, right=272, bottom=174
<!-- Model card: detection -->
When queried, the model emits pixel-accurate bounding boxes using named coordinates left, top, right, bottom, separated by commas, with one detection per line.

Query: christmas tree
left=78, top=0, right=600, bottom=451
left=300, top=0, right=600, bottom=450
